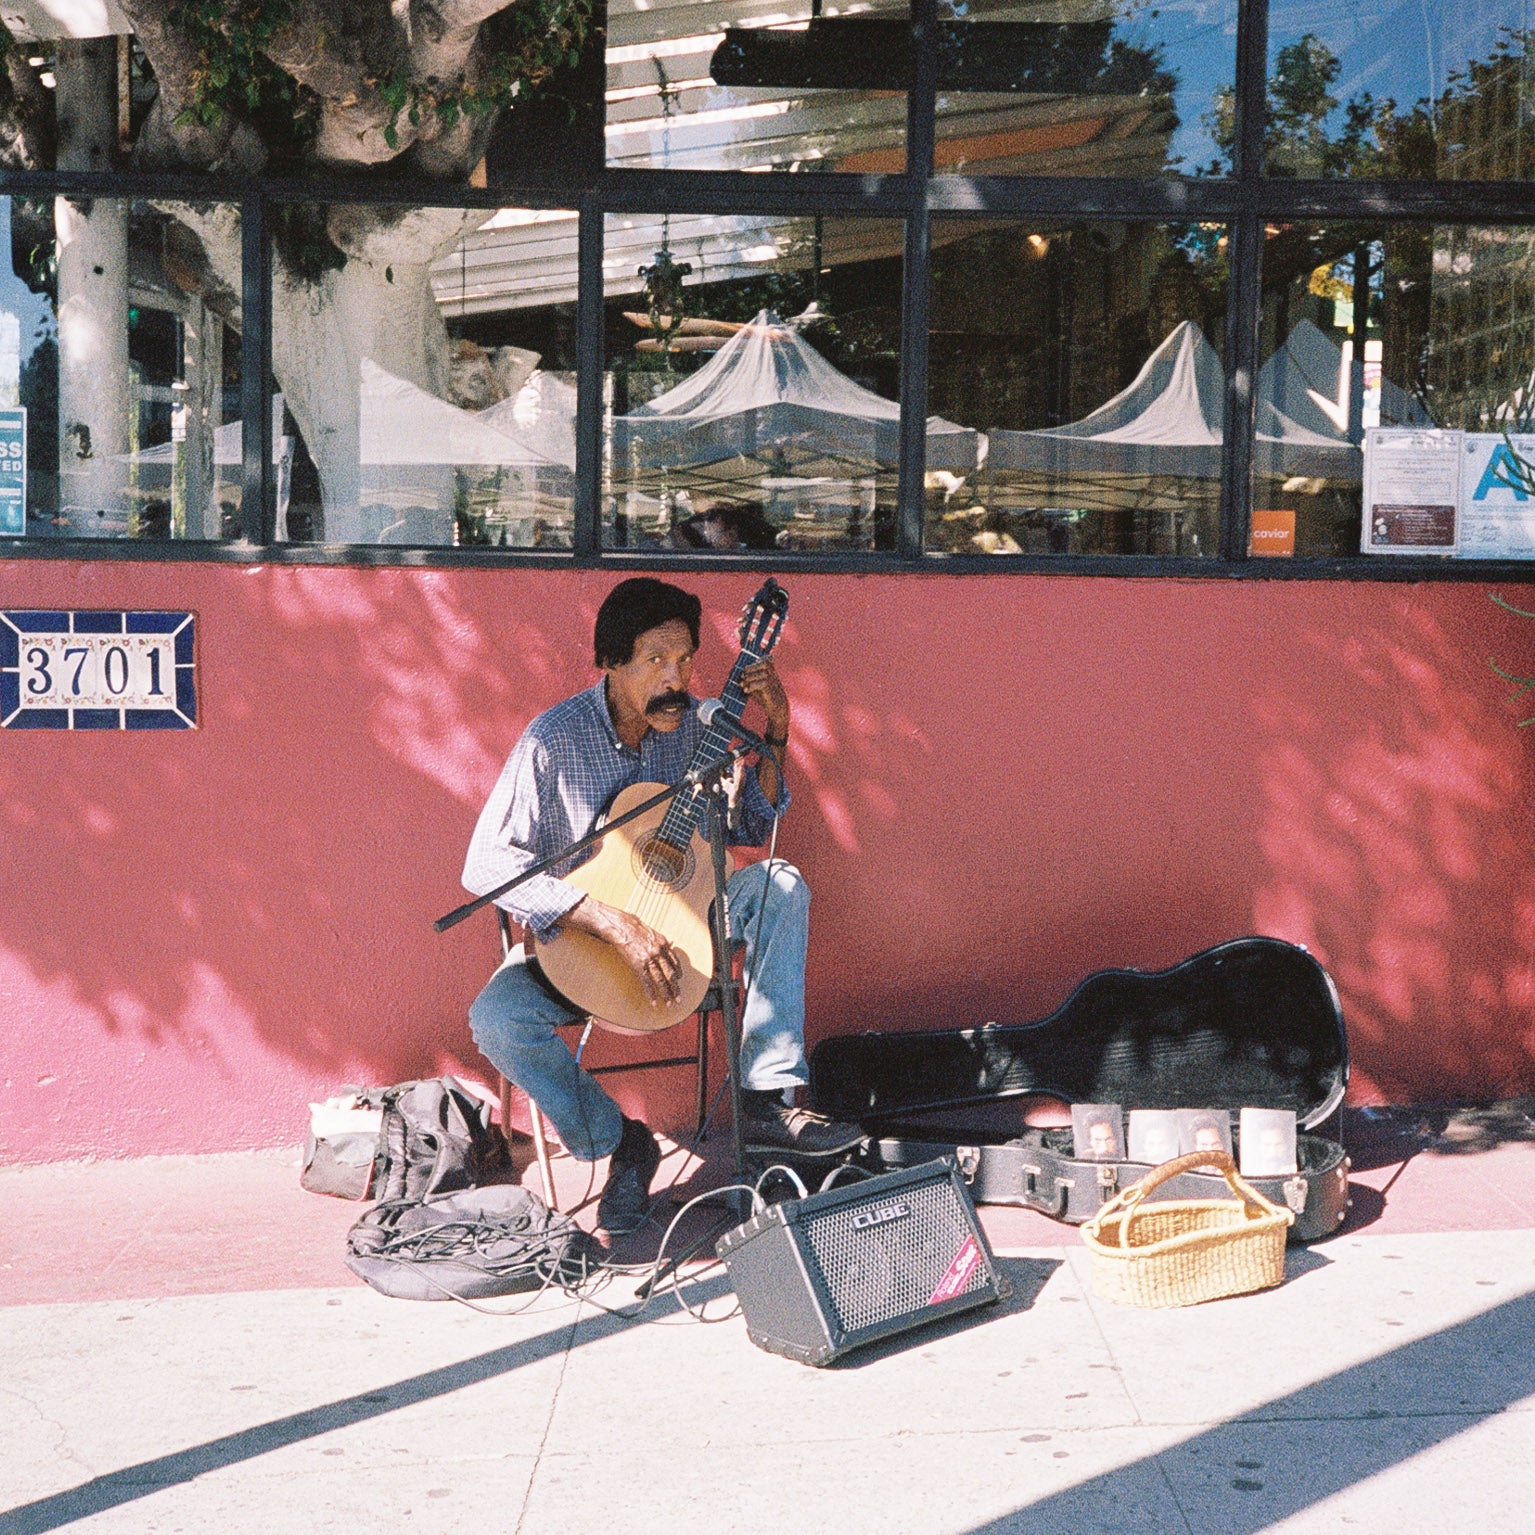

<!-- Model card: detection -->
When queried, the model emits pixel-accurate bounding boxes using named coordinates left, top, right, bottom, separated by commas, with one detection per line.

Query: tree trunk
left=271, top=207, right=480, bottom=544
left=54, top=40, right=129, bottom=536
left=179, top=293, right=223, bottom=538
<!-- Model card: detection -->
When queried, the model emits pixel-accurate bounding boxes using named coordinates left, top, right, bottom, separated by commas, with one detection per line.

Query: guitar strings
left=615, top=605, right=783, bottom=985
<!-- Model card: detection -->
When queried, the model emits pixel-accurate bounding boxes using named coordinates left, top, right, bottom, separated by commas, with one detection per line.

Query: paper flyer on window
left=1362, top=428, right=1462, bottom=555
left=1458, top=434, right=1535, bottom=559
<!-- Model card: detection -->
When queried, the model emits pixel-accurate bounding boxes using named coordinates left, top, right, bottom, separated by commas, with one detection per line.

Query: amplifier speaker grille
left=799, top=1173, right=992, bottom=1333
left=716, top=1158, right=1009, bottom=1366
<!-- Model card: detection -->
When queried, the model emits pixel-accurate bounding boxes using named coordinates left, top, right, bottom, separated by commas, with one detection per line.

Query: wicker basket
left=1081, top=1150, right=1294, bottom=1308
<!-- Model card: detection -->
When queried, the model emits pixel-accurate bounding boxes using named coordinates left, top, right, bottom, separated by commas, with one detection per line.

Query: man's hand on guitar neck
left=561, top=896, right=683, bottom=1005
left=738, top=657, right=790, bottom=807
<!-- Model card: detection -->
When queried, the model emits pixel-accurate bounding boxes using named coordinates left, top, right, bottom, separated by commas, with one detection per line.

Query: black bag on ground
left=373, top=1076, right=511, bottom=1203
left=345, top=1184, right=599, bottom=1301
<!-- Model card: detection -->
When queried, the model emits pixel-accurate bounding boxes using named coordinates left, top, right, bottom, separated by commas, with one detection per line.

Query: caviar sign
left=1, top=611, right=197, bottom=729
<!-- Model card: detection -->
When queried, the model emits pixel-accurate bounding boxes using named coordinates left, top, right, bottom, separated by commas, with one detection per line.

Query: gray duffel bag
left=345, top=1184, right=598, bottom=1301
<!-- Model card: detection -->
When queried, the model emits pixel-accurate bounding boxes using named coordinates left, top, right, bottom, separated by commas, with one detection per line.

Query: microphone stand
left=637, top=747, right=787, bottom=1298
left=434, top=743, right=780, bottom=1239
left=702, top=758, right=751, bottom=1223
left=435, top=768, right=713, bottom=932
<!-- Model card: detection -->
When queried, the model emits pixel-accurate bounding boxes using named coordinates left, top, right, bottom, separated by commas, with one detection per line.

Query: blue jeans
left=469, top=860, right=810, bottom=1161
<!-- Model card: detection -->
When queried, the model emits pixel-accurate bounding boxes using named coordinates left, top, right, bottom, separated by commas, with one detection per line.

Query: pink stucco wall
left=3, top=559, right=1535, bottom=1163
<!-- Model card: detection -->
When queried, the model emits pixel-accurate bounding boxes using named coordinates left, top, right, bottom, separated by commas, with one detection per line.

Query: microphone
left=697, top=697, right=777, bottom=755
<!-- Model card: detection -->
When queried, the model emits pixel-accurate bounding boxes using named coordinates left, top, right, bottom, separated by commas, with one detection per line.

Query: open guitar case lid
left=808, top=936, right=1352, bottom=1242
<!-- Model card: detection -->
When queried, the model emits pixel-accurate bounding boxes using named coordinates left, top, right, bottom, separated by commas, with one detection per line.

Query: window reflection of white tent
left=610, top=309, right=977, bottom=543
left=989, top=320, right=1361, bottom=479
left=1253, top=317, right=1429, bottom=466
left=475, top=369, right=578, bottom=471
left=356, top=358, right=575, bottom=544
left=359, top=357, right=572, bottom=469
left=130, top=418, right=259, bottom=466
left=981, top=321, right=1368, bottom=552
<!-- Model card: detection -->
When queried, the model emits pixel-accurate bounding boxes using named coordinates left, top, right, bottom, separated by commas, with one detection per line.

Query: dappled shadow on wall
left=0, top=570, right=938, bottom=1127
left=1249, top=596, right=1535, bottom=1101
left=699, top=603, right=931, bottom=865
left=0, top=569, right=613, bottom=1102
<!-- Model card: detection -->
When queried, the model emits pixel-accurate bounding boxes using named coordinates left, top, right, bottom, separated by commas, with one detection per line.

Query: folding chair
left=492, top=909, right=741, bottom=1209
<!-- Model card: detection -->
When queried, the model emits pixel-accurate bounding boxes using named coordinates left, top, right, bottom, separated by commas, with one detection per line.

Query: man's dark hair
left=594, top=577, right=702, bottom=668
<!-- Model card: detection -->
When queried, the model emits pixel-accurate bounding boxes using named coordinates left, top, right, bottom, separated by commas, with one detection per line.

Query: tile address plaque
left=2, top=611, right=197, bottom=729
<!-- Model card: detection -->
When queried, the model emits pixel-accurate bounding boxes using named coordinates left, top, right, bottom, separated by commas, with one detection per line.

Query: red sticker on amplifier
left=929, top=1235, right=983, bottom=1304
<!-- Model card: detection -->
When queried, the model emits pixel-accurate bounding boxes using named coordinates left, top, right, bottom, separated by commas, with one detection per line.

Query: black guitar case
left=808, top=936, right=1352, bottom=1242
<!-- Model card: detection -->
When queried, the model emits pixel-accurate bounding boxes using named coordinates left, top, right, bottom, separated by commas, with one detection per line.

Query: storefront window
left=1, top=196, right=244, bottom=541
left=607, top=0, right=910, bottom=172
left=925, top=219, right=1229, bottom=557
left=603, top=212, right=906, bottom=551
left=4, top=9, right=1534, bottom=575
left=933, top=0, right=1239, bottom=177
left=269, top=203, right=578, bottom=548
left=1257, top=221, right=1535, bottom=558
left=1265, top=1, right=1535, bottom=179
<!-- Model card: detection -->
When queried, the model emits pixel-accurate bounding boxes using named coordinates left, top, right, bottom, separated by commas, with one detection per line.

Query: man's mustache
left=646, top=690, right=692, bottom=715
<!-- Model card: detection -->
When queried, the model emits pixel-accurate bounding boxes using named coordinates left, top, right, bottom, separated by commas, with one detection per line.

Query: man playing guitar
left=463, top=576, right=863, bottom=1235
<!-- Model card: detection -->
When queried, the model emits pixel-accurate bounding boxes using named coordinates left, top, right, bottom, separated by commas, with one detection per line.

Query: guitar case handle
left=1017, top=1160, right=1069, bottom=1218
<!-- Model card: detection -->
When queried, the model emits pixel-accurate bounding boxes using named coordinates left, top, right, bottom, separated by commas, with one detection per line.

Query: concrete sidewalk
left=3, top=1114, right=1535, bottom=1535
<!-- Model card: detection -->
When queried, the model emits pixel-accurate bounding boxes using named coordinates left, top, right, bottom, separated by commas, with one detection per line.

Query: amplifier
left=716, top=1158, right=1010, bottom=1366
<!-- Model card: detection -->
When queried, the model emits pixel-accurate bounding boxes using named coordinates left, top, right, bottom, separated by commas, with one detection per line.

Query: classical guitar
left=531, top=578, right=790, bottom=1035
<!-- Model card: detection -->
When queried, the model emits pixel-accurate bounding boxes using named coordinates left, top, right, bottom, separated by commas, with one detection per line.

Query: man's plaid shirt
left=462, top=679, right=787, bottom=936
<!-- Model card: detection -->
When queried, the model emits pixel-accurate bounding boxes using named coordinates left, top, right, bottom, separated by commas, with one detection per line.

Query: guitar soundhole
left=634, top=836, right=695, bottom=889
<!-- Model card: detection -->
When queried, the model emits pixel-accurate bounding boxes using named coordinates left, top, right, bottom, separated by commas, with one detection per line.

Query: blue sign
left=0, top=407, right=24, bottom=535
left=1, top=611, right=197, bottom=729
left=1471, top=441, right=1530, bottom=501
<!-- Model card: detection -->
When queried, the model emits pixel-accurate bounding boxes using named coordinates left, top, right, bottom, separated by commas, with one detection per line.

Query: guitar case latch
left=1096, top=1163, right=1119, bottom=1192
left=955, top=1145, right=981, bottom=1184
left=1283, top=1175, right=1308, bottom=1214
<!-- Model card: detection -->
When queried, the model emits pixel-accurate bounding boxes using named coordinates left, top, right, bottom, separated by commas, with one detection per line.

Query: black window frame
left=3, top=0, right=1535, bottom=581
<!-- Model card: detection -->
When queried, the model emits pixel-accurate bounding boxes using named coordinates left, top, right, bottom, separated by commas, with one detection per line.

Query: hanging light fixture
left=640, top=231, right=692, bottom=365
left=637, top=61, right=692, bottom=367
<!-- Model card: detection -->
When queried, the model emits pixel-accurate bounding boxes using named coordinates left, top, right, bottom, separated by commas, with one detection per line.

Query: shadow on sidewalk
left=957, top=1285, right=1535, bottom=1535
left=0, top=1253, right=1057, bottom=1531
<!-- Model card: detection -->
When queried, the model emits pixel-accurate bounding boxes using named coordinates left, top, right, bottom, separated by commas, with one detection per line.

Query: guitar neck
left=654, top=645, right=765, bottom=849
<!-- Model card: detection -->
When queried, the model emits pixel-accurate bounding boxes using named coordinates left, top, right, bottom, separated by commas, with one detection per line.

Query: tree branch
left=119, top=0, right=269, bottom=172
left=291, top=0, right=519, bottom=170
left=432, top=0, right=516, bottom=28
left=325, top=201, right=482, bottom=265
left=409, top=0, right=517, bottom=77
left=256, top=0, right=411, bottom=164
left=401, top=4, right=543, bottom=178
left=151, top=198, right=243, bottom=307
left=398, top=100, right=496, bottom=178
left=25, top=0, right=551, bottom=185
left=0, top=39, right=57, bottom=170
